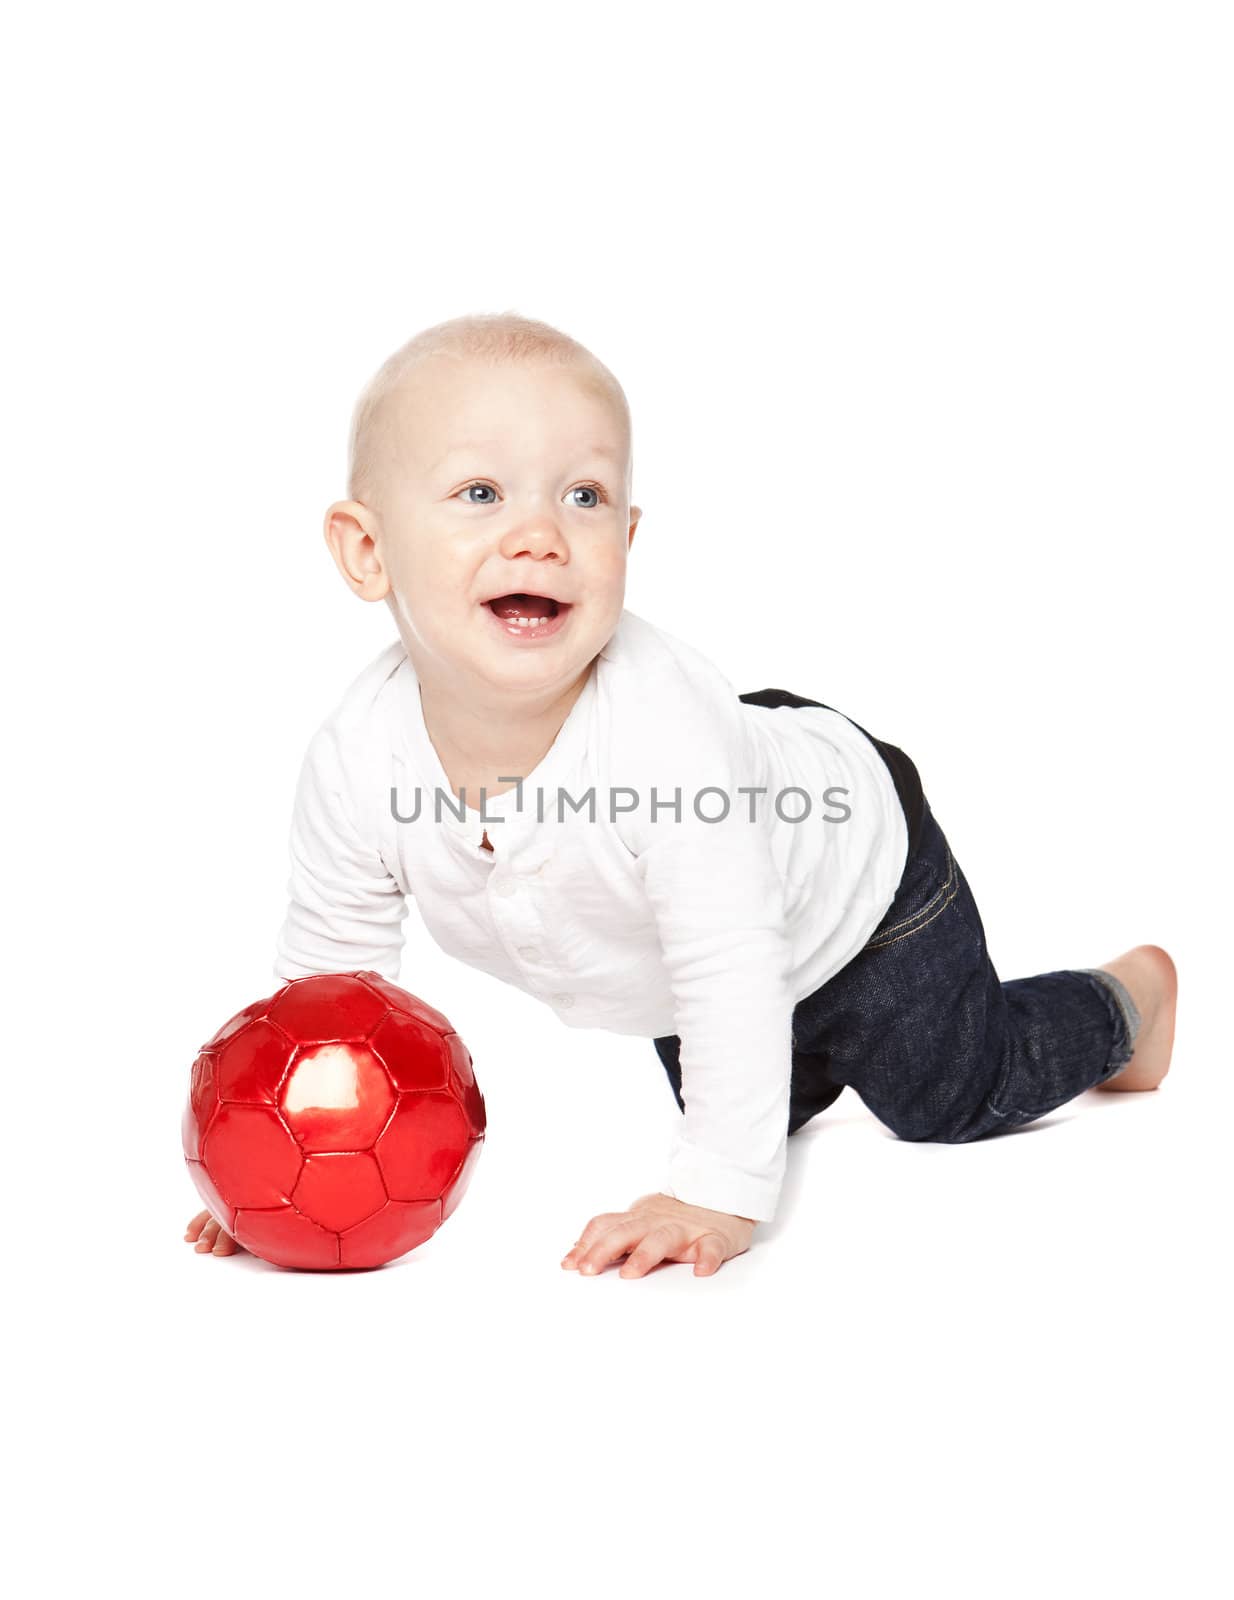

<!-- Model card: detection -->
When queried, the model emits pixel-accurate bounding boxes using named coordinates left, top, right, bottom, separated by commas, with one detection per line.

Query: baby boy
left=185, top=311, right=1177, bottom=1279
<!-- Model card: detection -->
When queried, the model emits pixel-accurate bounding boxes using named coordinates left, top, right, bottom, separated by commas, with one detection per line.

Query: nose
left=498, top=515, right=567, bottom=565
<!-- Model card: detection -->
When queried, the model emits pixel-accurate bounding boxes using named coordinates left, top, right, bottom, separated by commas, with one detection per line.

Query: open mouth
left=483, top=593, right=572, bottom=639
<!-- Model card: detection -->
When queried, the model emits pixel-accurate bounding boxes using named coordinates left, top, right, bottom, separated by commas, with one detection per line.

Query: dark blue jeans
left=653, top=793, right=1141, bottom=1145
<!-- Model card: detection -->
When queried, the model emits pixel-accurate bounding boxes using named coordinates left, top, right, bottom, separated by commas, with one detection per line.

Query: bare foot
left=184, top=1207, right=247, bottom=1257
left=1093, top=944, right=1177, bottom=1093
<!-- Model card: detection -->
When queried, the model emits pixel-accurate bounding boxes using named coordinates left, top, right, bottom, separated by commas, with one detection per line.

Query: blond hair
left=346, top=310, right=632, bottom=508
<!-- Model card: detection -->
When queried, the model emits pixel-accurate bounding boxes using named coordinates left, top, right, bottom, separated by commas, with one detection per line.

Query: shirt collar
left=394, top=650, right=600, bottom=854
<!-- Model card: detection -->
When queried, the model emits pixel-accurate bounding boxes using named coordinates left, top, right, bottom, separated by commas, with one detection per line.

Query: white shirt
left=273, top=608, right=908, bottom=1222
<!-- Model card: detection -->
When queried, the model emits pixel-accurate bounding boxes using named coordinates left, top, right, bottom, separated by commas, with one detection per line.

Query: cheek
left=592, top=544, right=630, bottom=589
left=386, top=534, right=462, bottom=594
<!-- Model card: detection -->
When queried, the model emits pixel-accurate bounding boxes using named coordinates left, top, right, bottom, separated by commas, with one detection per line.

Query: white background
left=4, top=3, right=1230, bottom=1596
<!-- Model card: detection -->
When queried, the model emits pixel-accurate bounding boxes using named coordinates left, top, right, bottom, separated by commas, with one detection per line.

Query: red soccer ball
left=182, top=971, right=485, bottom=1270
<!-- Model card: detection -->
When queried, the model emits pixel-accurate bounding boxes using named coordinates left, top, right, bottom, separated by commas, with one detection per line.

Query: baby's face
left=371, top=355, right=639, bottom=702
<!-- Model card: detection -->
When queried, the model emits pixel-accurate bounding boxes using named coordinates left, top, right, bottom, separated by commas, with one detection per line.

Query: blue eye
left=455, top=481, right=608, bottom=508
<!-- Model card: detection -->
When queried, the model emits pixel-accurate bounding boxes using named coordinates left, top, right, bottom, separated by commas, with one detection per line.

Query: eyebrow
left=431, top=443, right=621, bottom=471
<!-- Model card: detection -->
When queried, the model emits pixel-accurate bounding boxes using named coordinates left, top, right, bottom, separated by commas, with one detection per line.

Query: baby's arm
left=562, top=817, right=793, bottom=1278
left=565, top=662, right=797, bottom=1276
left=563, top=755, right=797, bottom=1280
left=637, top=820, right=796, bottom=1225
left=273, top=717, right=410, bottom=982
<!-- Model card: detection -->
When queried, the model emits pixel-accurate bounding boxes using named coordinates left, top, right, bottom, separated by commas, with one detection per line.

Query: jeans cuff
left=1078, top=967, right=1142, bottom=1065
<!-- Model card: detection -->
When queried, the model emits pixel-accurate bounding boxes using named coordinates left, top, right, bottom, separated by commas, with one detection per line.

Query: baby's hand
left=561, top=1192, right=757, bottom=1279
left=183, top=1208, right=245, bottom=1258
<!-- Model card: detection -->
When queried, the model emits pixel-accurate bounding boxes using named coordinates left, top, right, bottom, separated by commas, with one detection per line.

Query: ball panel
left=338, top=1198, right=442, bottom=1270
left=216, top=1018, right=296, bottom=1104
left=293, top=1151, right=388, bottom=1232
left=202, top=995, right=273, bottom=1052
left=233, top=1205, right=340, bottom=1270
left=268, top=973, right=389, bottom=1043
left=279, top=1041, right=396, bottom=1152
left=458, top=1078, right=485, bottom=1133
left=189, top=1050, right=219, bottom=1130
left=184, top=1054, right=222, bottom=1164
left=442, top=1031, right=476, bottom=1089
left=185, top=1157, right=236, bottom=1233
left=201, top=1104, right=304, bottom=1208
left=181, top=1094, right=201, bottom=1162
left=369, top=1011, right=451, bottom=1093
left=354, top=972, right=453, bottom=1036
left=443, top=1034, right=486, bottom=1135
left=441, top=1137, right=484, bottom=1222
left=375, top=1093, right=473, bottom=1201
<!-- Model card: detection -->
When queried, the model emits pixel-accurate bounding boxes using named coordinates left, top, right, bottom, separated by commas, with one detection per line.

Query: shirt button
left=517, top=945, right=540, bottom=961
left=555, top=993, right=575, bottom=1009
left=492, top=876, right=518, bottom=897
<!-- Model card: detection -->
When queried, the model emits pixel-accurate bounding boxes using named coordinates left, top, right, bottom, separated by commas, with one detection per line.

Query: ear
left=628, top=504, right=643, bottom=550
left=323, top=500, right=391, bottom=601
